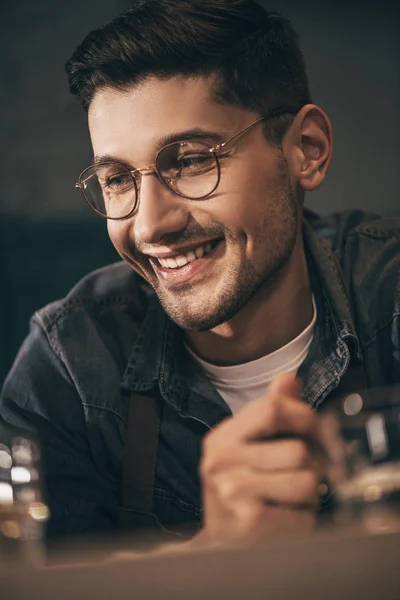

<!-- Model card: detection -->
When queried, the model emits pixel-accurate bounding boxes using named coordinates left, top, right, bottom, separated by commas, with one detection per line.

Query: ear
left=282, top=104, right=333, bottom=191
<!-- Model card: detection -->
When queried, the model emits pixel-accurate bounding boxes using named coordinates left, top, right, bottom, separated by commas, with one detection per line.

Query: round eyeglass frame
left=75, top=108, right=294, bottom=220
left=76, top=141, right=222, bottom=220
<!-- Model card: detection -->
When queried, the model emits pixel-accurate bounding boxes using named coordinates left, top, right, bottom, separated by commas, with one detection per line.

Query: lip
left=149, top=239, right=225, bottom=286
left=144, top=238, right=220, bottom=260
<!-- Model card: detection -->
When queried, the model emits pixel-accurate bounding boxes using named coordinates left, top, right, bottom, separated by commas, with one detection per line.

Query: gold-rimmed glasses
left=75, top=107, right=291, bottom=220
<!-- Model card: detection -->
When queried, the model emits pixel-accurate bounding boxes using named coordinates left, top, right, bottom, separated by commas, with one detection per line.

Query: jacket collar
left=298, top=219, right=362, bottom=406
left=302, top=218, right=361, bottom=360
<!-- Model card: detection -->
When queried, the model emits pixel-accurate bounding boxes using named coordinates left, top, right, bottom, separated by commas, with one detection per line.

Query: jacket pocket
left=152, top=487, right=202, bottom=536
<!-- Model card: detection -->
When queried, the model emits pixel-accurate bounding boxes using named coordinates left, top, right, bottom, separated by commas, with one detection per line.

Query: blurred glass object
left=321, top=387, right=400, bottom=535
left=0, top=423, right=49, bottom=568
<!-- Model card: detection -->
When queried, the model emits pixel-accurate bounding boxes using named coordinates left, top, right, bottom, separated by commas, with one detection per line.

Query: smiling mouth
left=153, top=239, right=220, bottom=270
left=148, top=238, right=224, bottom=284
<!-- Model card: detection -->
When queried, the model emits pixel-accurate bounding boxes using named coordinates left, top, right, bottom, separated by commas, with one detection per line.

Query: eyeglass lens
left=80, top=141, right=219, bottom=219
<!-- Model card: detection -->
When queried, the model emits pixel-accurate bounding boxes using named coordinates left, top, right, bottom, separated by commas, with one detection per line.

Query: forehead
left=88, top=76, right=256, bottom=160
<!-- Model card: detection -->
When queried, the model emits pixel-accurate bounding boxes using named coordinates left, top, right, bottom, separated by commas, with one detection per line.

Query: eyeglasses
left=75, top=108, right=291, bottom=220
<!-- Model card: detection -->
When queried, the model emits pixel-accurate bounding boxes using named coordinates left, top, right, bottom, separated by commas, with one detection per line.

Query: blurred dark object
left=0, top=218, right=119, bottom=386
left=321, top=386, right=400, bottom=534
left=340, top=387, right=400, bottom=467
left=0, top=420, right=48, bottom=567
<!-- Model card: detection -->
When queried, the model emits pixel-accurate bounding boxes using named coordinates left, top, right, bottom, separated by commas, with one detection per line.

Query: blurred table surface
left=1, top=528, right=400, bottom=600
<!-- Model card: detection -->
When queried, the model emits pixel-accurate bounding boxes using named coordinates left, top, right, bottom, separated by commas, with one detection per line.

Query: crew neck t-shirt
left=186, top=296, right=317, bottom=414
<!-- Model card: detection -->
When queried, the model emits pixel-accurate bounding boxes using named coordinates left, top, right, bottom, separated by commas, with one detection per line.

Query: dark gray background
left=0, top=0, right=398, bottom=383
left=0, top=0, right=398, bottom=219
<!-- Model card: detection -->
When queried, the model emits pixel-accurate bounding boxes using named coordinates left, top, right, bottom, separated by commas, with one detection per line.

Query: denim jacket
left=1, top=210, right=399, bottom=539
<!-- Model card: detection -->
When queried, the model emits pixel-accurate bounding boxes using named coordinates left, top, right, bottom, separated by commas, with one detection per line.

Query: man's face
left=88, top=76, right=299, bottom=332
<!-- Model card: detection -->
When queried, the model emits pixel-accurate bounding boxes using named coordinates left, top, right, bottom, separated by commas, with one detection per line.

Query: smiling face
left=88, top=76, right=300, bottom=332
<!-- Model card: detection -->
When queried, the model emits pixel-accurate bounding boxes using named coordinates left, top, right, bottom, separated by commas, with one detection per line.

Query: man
left=1, top=0, right=399, bottom=548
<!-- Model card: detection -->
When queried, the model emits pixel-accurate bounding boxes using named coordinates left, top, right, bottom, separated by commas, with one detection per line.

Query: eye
left=158, top=141, right=217, bottom=179
left=178, top=153, right=211, bottom=167
left=174, top=151, right=216, bottom=176
left=104, top=171, right=133, bottom=190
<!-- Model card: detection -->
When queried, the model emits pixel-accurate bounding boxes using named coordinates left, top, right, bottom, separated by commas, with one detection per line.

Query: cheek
left=214, top=164, right=294, bottom=258
left=211, top=169, right=274, bottom=233
left=107, top=221, right=130, bottom=252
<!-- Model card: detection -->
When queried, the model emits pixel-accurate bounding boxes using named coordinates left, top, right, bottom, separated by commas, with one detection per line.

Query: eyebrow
left=93, top=127, right=226, bottom=165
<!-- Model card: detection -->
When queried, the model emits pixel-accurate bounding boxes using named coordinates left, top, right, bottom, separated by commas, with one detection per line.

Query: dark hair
left=65, top=0, right=311, bottom=144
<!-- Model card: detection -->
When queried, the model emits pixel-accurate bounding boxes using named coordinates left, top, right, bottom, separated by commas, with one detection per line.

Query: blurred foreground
left=1, top=525, right=400, bottom=600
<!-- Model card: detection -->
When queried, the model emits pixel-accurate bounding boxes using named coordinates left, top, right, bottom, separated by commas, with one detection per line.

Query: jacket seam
left=81, top=402, right=126, bottom=424
left=35, top=311, right=65, bottom=359
left=36, top=296, right=138, bottom=332
left=153, top=488, right=202, bottom=514
left=35, top=313, right=127, bottom=424
left=347, top=228, right=400, bottom=240
left=361, top=312, right=400, bottom=351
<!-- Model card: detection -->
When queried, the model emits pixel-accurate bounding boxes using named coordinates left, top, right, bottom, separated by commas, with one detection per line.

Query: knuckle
left=201, top=442, right=237, bottom=481
left=291, top=440, right=311, bottom=467
left=200, top=452, right=226, bottom=480
left=236, top=504, right=265, bottom=532
left=298, top=470, right=319, bottom=500
left=217, top=477, right=237, bottom=503
left=217, top=474, right=247, bottom=503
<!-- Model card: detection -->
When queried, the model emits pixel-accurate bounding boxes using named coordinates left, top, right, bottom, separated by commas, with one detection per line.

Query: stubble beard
left=151, top=167, right=299, bottom=332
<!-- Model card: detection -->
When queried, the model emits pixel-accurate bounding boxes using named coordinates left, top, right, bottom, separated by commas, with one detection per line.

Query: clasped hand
left=197, top=373, right=328, bottom=547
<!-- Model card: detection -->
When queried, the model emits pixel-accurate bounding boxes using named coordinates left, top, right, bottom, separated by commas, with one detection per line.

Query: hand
left=196, top=373, right=325, bottom=548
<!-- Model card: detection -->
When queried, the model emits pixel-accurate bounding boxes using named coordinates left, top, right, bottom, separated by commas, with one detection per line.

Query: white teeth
left=157, top=241, right=216, bottom=269
left=166, top=257, right=178, bottom=269
left=186, top=251, right=197, bottom=262
left=175, top=255, right=187, bottom=267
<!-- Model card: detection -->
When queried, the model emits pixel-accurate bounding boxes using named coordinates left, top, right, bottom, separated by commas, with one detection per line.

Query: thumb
left=268, top=371, right=302, bottom=398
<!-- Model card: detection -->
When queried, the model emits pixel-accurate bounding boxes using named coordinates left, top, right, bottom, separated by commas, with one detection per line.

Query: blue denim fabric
left=1, top=210, right=399, bottom=539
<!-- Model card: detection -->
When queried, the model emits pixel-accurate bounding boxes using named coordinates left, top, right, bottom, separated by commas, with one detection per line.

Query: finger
left=210, top=467, right=320, bottom=509
left=268, top=372, right=302, bottom=397
left=202, top=438, right=316, bottom=476
left=208, top=394, right=320, bottom=447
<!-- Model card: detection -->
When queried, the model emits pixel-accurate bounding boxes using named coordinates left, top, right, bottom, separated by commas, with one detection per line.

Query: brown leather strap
left=118, top=389, right=162, bottom=530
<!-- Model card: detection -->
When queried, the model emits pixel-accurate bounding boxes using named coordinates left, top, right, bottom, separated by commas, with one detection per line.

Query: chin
left=159, top=304, right=217, bottom=332
left=159, top=293, right=249, bottom=332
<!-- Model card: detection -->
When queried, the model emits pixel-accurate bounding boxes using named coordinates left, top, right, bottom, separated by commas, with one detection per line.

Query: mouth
left=148, top=238, right=224, bottom=286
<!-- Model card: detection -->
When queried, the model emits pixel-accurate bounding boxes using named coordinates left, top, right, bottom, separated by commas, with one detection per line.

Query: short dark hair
left=65, top=0, right=311, bottom=144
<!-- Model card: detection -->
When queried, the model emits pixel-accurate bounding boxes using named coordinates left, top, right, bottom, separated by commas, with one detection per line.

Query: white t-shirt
left=186, top=297, right=317, bottom=414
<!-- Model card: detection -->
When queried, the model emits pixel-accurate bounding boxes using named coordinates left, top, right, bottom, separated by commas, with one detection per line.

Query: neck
left=186, top=238, right=313, bottom=366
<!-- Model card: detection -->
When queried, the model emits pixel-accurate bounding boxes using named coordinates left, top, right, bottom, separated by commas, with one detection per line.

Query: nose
left=132, top=172, right=189, bottom=244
